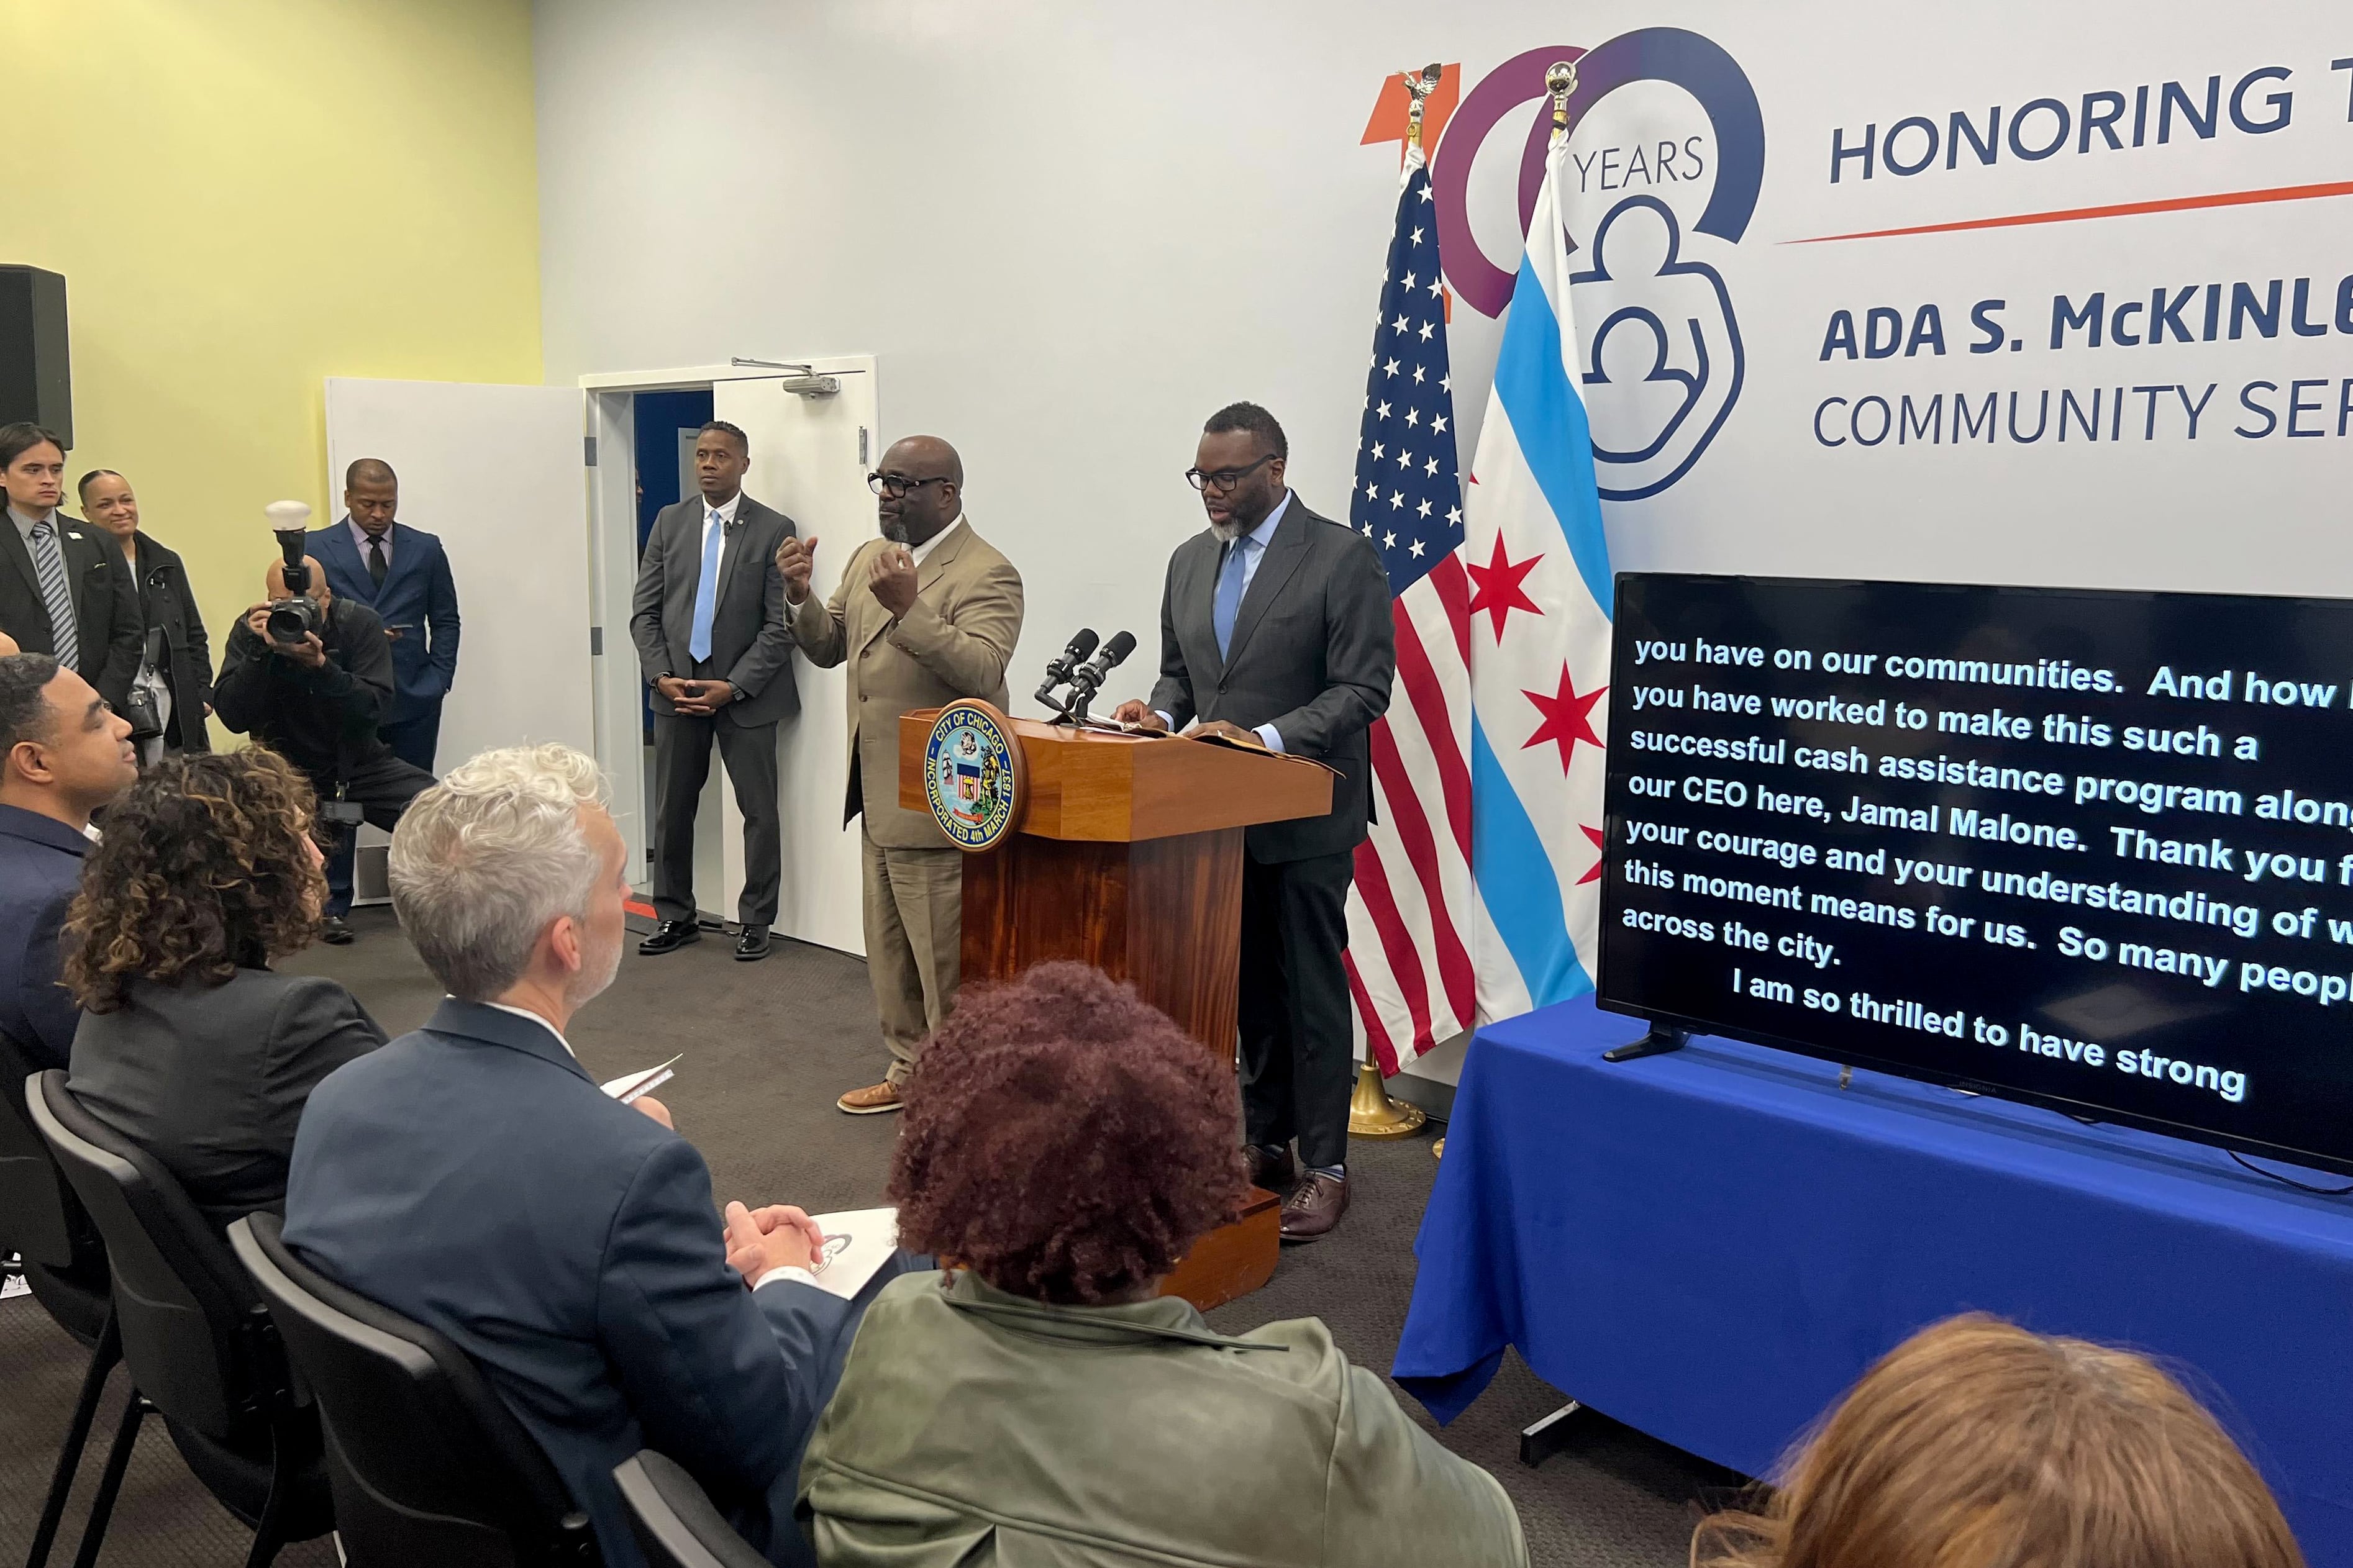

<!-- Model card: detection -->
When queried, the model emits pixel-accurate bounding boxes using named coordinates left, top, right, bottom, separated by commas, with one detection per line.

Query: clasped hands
left=722, top=1200, right=826, bottom=1285
left=656, top=675, right=734, bottom=715
left=1108, top=701, right=1255, bottom=745
left=774, top=535, right=919, bottom=619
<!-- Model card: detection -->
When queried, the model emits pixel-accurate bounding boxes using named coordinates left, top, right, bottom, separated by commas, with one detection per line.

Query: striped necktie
left=29, top=519, right=80, bottom=671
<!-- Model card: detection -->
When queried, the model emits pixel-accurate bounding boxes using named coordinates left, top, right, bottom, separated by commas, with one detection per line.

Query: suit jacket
left=0, top=804, right=87, bottom=1069
left=308, top=519, right=461, bottom=725
left=128, top=531, right=214, bottom=751
left=801, top=1270, right=1529, bottom=1568
left=790, top=519, right=1024, bottom=848
left=0, top=511, right=145, bottom=711
left=283, top=999, right=860, bottom=1568
left=631, top=494, right=799, bottom=728
left=68, top=971, right=383, bottom=1236
left=1147, top=495, right=1396, bottom=861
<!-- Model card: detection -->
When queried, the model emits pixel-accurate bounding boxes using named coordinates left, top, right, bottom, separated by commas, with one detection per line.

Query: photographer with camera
left=212, top=502, right=433, bottom=945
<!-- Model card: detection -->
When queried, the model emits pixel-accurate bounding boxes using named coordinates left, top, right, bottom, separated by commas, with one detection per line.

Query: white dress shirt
left=1158, top=492, right=1291, bottom=751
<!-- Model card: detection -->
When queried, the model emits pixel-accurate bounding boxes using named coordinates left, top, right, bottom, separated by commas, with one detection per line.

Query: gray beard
left=1207, top=518, right=1244, bottom=545
left=879, top=517, right=911, bottom=544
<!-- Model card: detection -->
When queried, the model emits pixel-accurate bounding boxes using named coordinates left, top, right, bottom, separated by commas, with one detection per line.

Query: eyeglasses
left=1184, top=454, right=1277, bottom=493
left=868, top=471, right=951, bottom=497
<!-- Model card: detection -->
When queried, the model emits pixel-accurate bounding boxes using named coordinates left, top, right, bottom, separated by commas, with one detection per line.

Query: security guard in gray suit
left=1115, top=402, right=1395, bottom=1243
left=629, top=420, right=799, bottom=961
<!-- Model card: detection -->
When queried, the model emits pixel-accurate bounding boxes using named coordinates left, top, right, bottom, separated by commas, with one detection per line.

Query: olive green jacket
left=798, top=1270, right=1527, bottom=1567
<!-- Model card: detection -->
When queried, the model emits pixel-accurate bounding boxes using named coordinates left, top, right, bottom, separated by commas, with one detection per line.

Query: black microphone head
left=1099, top=630, right=1137, bottom=668
left=1067, top=627, right=1100, bottom=661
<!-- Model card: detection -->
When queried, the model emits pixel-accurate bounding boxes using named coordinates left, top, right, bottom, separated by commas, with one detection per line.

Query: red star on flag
left=1521, top=663, right=1606, bottom=774
left=1576, top=823, right=1606, bottom=884
left=1466, top=532, right=1542, bottom=641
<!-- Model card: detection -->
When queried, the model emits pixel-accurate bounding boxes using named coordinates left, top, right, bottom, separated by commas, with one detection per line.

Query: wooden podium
left=900, top=711, right=1332, bottom=1310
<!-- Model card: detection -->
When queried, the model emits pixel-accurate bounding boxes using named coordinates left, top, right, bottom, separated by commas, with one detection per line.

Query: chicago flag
left=1463, top=116, right=1615, bottom=1022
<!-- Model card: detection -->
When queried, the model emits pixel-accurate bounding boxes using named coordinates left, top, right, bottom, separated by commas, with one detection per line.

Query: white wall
left=534, top=0, right=2353, bottom=1075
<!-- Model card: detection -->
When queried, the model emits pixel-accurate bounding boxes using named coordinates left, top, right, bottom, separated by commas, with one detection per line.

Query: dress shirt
left=699, top=489, right=745, bottom=576
left=479, top=999, right=819, bottom=1294
left=345, top=516, right=391, bottom=575
left=1158, top=492, right=1291, bottom=751
left=9, top=504, right=74, bottom=610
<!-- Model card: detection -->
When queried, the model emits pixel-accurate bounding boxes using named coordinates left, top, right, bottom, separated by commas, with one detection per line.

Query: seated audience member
left=799, top=962, right=1529, bottom=1568
left=1690, top=1312, right=2305, bottom=1568
left=63, top=748, right=385, bottom=1235
left=284, top=743, right=916, bottom=1568
left=0, top=653, right=136, bottom=1071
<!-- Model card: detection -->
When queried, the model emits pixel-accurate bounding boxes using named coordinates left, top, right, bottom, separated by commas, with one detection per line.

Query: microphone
left=1032, top=627, right=1101, bottom=708
left=1063, top=629, right=1137, bottom=722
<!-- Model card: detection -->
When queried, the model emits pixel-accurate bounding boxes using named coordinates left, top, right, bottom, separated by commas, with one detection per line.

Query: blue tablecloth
left=1393, top=995, right=2353, bottom=1566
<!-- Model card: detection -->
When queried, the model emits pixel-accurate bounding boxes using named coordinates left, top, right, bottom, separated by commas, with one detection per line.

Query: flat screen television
left=1598, top=573, right=2353, bottom=1177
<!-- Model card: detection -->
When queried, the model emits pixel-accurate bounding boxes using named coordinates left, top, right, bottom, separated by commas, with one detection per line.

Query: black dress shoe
left=319, top=915, right=354, bottom=946
left=734, top=925, right=771, bottom=962
left=1245, top=1143, right=1296, bottom=1196
left=1280, top=1171, right=1349, bottom=1242
left=637, top=918, right=701, bottom=956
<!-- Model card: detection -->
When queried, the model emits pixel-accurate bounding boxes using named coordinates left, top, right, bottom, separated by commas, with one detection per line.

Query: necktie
left=1213, top=537, right=1251, bottom=661
left=688, top=510, right=723, bottom=663
left=29, top=519, right=79, bottom=672
left=366, top=533, right=388, bottom=587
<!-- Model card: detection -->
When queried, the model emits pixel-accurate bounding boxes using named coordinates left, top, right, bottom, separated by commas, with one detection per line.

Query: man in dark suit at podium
left=1113, top=402, right=1394, bottom=1241
left=307, top=458, right=462, bottom=772
left=629, top=420, right=799, bottom=961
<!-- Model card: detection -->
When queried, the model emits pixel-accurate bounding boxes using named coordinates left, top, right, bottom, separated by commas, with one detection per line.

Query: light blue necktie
left=687, top=510, right=722, bottom=663
left=1213, top=537, right=1251, bottom=660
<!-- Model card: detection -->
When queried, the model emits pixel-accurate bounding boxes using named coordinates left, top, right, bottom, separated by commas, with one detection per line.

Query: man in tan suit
left=778, top=435, right=1023, bottom=1115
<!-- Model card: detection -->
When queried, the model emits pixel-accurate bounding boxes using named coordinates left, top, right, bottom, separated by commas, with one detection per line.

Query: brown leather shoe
left=1280, top=1171, right=1349, bottom=1242
left=1245, top=1144, right=1296, bottom=1195
left=836, top=1081, right=905, bottom=1116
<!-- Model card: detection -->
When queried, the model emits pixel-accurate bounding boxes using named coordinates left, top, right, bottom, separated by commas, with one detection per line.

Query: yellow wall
left=1, top=0, right=542, bottom=686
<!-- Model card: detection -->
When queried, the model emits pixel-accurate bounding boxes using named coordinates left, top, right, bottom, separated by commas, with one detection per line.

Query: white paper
left=804, top=1206, right=898, bottom=1300
left=601, top=1055, right=681, bottom=1103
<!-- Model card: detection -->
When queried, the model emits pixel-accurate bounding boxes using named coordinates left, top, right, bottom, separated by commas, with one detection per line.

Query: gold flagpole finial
left=1402, top=62, right=1442, bottom=155
left=1545, top=60, right=1578, bottom=135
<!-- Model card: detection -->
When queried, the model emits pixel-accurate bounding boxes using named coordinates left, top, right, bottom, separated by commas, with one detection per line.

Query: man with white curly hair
left=285, top=743, right=912, bottom=1568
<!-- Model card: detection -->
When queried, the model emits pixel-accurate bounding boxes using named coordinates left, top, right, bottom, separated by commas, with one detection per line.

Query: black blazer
left=0, top=511, right=145, bottom=711
left=67, top=970, right=385, bottom=1236
left=128, top=530, right=214, bottom=751
left=629, top=493, right=799, bottom=727
left=1149, top=494, right=1396, bottom=862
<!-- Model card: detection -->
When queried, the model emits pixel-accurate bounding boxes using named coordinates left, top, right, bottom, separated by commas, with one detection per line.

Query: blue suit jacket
left=283, top=999, right=870, bottom=1568
left=307, top=519, right=460, bottom=724
left=0, top=804, right=89, bottom=1069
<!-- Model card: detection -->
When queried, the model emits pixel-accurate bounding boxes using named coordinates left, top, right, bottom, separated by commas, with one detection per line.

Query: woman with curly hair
left=1691, top=1313, right=2303, bottom=1568
left=63, top=746, right=385, bottom=1234
left=798, top=962, right=1527, bottom=1568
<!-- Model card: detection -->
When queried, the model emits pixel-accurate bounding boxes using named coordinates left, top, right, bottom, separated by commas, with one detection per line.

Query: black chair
left=27, top=1069, right=333, bottom=1568
left=4, top=1043, right=116, bottom=1568
left=612, top=1452, right=770, bottom=1568
left=227, top=1212, right=599, bottom=1566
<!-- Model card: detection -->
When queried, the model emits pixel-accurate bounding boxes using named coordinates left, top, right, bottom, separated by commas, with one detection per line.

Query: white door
left=322, top=379, right=595, bottom=773
left=712, top=359, right=880, bottom=956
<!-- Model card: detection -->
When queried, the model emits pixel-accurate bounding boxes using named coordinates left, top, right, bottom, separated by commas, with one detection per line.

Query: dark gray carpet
left=2, top=908, right=1735, bottom=1566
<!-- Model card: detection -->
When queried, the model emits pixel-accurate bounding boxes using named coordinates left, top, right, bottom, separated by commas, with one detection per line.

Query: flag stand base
left=1602, top=1023, right=1690, bottom=1064
left=1347, top=1061, right=1427, bottom=1138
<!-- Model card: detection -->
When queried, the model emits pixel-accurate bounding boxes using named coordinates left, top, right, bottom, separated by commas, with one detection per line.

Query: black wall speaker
left=0, top=266, right=71, bottom=449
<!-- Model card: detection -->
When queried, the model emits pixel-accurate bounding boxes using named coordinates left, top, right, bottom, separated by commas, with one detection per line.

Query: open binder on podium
left=901, top=709, right=1334, bottom=1309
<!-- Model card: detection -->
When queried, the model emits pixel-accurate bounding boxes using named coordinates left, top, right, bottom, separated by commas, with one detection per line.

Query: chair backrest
left=613, top=1452, right=771, bottom=1568
left=1, top=1035, right=101, bottom=1274
left=27, top=1069, right=275, bottom=1443
left=229, top=1213, right=597, bottom=1568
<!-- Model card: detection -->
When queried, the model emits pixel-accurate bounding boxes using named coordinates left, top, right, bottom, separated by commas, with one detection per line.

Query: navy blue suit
left=284, top=999, right=904, bottom=1568
left=0, top=803, right=90, bottom=1070
left=307, top=519, right=459, bottom=768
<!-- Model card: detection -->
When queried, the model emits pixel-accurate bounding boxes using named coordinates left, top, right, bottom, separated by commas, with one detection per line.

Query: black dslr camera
left=263, top=499, right=322, bottom=645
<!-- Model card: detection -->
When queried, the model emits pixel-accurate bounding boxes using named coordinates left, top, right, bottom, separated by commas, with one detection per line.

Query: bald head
left=267, top=555, right=332, bottom=609
left=875, top=435, right=964, bottom=547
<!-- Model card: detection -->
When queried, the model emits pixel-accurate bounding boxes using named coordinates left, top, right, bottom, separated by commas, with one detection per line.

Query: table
left=1393, top=996, right=2353, bottom=1566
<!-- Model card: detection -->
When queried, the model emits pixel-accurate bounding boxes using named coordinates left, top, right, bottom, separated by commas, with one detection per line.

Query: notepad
left=804, top=1207, right=898, bottom=1300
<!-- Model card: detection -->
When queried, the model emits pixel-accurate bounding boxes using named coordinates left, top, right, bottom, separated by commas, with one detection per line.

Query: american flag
left=1342, top=156, right=1475, bottom=1074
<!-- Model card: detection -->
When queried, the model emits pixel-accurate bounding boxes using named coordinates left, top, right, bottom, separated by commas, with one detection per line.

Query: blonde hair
left=388, top=743, right=609, bottom=1001
left=1693, top=1313, right=2303, bottom=1568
